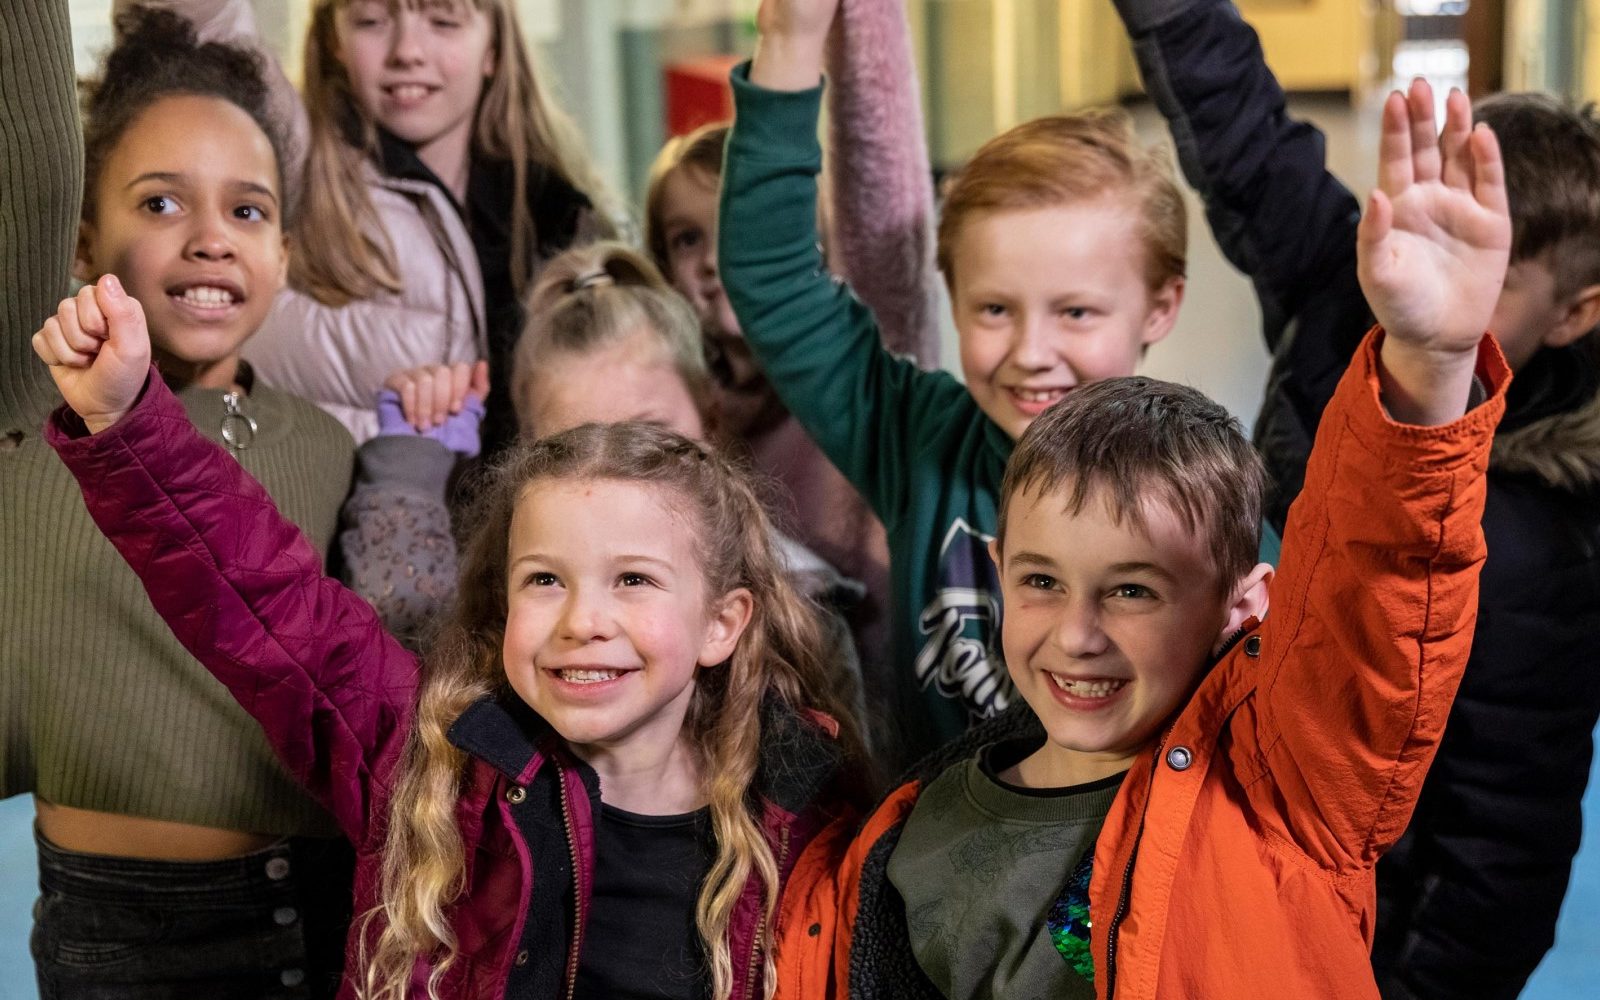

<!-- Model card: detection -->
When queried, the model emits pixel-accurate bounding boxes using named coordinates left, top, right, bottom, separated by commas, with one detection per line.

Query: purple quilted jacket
left=48, top=371, right=849, bottom=999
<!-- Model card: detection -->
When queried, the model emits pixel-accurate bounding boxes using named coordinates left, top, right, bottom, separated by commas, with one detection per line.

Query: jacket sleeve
left=1113, top=0, right=1363, bottom=346
left=339, top=435, right=461, bottom=649
left=1246, top=330, right=1509, bottom=870
left=0, top=0, right=79, bottom=423
left=720, top=64, right=971, bottom=526
left=114, top=0, right=309, bottom=206
left=47, top=372, right=417, bottom=847
left=823, top=0, right=940, bottom=364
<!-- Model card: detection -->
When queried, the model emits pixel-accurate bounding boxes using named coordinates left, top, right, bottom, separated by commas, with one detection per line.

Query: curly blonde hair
left=359, top=422, right=869, bottom=1000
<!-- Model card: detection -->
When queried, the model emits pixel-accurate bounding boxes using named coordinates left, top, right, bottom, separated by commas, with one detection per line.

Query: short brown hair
left=644, top=122, right=730, bottom=277
left=1476, top=93, right=1600, bottom=299
left=936, top=110, right=1187, bottom=293
left=997, top=377, right=1264, bottom=590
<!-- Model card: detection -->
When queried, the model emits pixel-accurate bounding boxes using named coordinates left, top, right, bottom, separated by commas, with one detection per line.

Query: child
left=645, top=0, right=941, bottom=695
left=789, top=78, right=1515, bottom=1000
left=2, top=7, right=355, bottom=995
left=34, top=263, right=871, bottom=998
left=343, top=244, right=866, bottom=698
left=133, top=0, right=609, bottom=452
left=721, top=0, right=1194, bottom=766
left=1108, top=1, right=1600, bottom=995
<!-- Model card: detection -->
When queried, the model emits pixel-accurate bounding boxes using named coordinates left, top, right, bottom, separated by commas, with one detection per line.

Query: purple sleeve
left=47, top=371, right=417, bottom=847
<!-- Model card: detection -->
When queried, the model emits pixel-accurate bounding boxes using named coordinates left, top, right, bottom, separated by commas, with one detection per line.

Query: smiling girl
left=34, top=261, right=871, bottom=999
left=131, top=0, right=610, bottom=451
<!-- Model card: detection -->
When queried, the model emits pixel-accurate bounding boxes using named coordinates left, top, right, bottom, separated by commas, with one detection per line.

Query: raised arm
left=721, top=0, right=972, bottom=524
left=1112, top=0, right=1364, bottom=344
left=1251, top=80, right=1512, bottom=865
left=1, top=0, right=81, bottom=428
left=34, top=278, right=416, bottom=846
left=114, top=0, right=308, bottom=204
left=822, top=0, right=940, bottom=363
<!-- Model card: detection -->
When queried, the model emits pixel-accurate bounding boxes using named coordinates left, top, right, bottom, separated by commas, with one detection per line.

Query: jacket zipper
left=558, top=768, right=584, bottom=1000
left=741, top=824, right=791, bottom=1000
left=1103, top=733, right=1167, bottom=999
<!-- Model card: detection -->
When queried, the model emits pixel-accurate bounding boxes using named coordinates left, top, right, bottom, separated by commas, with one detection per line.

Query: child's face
left=520, top=332, right=706, bottom=441
left=77, top=94, right=288, bottom=389
left=658, top=166, right=741, bottom=339
left=951, top=198, right=1183, bottom=441
left=334, top=0, right=494, bottom=156
left=502, top=478, right=749, bottom=756
left=991, top=483, right=1235, bottom=782
left=1490, top=256, right=1569, bottom=369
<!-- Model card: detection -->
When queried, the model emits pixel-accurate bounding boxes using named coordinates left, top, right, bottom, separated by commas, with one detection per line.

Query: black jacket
left=1116, top=2, right=1600, bottom=997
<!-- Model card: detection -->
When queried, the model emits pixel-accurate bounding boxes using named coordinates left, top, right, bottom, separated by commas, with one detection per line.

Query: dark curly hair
left=79, top=5, right=290, bottom=222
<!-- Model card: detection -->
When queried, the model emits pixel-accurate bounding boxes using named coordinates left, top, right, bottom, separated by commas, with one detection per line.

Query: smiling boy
left=777, top=75, right=1517, bottom=1000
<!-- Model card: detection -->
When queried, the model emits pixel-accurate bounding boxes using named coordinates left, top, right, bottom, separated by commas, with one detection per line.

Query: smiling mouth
left=1008, top=387, right=1070, bottom=406
left=167, top=283, right=242, bottom=311
left=1048, top=675, right=1128, bottom=699
left=549, top=668, right=629, bottom=685
left=382, top=83, right=437, bottom=103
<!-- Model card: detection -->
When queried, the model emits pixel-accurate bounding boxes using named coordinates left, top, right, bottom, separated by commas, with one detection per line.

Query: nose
left=386, top=12, right=426, bottom=67
left=1010, top=311, right=1057, bottom=372
left=1052, top=595, right=1110, bottom=659
left=558, top=587, right=616, bottom=644
left=184, top=210, right=235, bottom=262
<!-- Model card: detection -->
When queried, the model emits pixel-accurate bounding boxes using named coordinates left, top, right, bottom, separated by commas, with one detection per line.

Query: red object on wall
left=664, top=54, right=743, bottom=137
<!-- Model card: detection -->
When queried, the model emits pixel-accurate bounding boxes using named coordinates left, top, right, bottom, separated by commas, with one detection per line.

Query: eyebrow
left=1107, top=561, right=1180, bottom=585
left=508, top=553, right=676, bottom=573
left=124, top=172, right=279, bottom=206
left=1006, top=551, right=1058, bottom=570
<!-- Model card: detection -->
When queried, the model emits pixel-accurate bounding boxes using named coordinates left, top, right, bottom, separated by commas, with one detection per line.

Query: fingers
left=74, top=284, right=109, bottom=342
left=50, top=295, right=104, bottom=364
left=1408, top=78, right=1441, bottom=184
left=94, top=273, right=145, bottom=345
left=1470, top=122, right=1509, bottom=218
left=1439, top=88, right=1475, bottom=191
left=446, top=362, right=472, bottom=419
left=33, top=316, right=93, bottom=367
left=1357, top=188, right=1393, bottom=259
left=383, top=365, right=476, bottom=431
left=1378, top=90, right=1413, bottom=194
left=468, top=359, right=490, bottom=402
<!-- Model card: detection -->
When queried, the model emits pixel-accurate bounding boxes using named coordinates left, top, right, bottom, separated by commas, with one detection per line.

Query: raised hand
left=32, top=275, right=152, bottom=433
left=751, top=0, right=843, bottom=90
left=1358, top=79, right=1511, bottom=424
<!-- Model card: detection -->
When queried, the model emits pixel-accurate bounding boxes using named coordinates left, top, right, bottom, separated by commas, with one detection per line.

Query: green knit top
left=1, top=0, right=355, bottom=836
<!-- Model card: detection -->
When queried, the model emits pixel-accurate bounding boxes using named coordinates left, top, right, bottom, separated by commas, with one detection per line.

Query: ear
left=1215, top=562, right=1273, bottom=652
left=698, top=587, right=754, bottom=667
left=1546, top=282, right=1600, bottom=349
left=987, top=537, right=1003, bottom=575
left=1140, top=276, right=1185, bottom=348
left=73, top=221, right=99, bottom=284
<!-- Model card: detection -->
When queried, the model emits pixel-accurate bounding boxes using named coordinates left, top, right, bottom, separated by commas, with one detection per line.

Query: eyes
left=977, top=303, right=1094, bottom=321
left=668, top=228, right=704, bottom=254
left=348, top=8, right=466, bottom=32
left=522, top=571, right=659, bottom=590
left=1019, top=573, right=1157, bottom=602
left=138, top=195, right=272, bottom=224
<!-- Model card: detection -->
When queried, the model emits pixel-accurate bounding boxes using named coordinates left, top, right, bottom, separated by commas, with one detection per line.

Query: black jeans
left=31, top=829, right=353, bottom=1000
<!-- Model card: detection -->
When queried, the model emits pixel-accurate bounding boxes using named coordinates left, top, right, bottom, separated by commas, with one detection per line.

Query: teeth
left=558, top=669, right=623, bottom=684
left=1048, top=675, right=1126, bottom=699
left=177, top=286, right=235, bottom=308
left=1014, top=388, right=1066, bottom=403
left=388, top=84, right=429, bottom=102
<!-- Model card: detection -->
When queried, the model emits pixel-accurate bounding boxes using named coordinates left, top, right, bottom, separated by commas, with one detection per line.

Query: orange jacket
left=773, top=329, right=1511, bottom=999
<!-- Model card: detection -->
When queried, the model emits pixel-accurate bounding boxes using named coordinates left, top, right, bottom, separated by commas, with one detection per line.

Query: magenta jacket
left=48, top=370, right=852, bottom=999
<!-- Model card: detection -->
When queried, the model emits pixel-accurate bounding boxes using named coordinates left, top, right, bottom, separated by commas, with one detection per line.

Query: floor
left=2, top=95, right=1596, bottom=998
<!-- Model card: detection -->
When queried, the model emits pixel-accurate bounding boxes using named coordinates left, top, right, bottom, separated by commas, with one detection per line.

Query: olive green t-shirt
left=887, top=740, right=1125, bottom=1000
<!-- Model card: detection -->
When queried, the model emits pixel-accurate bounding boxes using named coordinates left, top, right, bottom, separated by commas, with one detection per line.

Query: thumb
left=94, top=274, right=151, bottom=362
left=1357, top=189, right=1393, bottom=257
left=470, top=358, right=490, bottom=400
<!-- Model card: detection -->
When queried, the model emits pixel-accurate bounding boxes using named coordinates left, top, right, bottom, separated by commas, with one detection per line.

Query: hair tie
left=571, top=269, right=615, bottom=291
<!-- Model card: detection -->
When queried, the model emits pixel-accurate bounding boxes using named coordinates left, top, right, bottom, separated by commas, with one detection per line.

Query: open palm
left=1357, top=79, right=1511, bottom=354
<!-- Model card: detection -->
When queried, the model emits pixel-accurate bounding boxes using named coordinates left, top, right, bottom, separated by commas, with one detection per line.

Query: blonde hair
left=359, top=422, right=869, bottom=1000
left=643, top=122, right=730, bottom=276
left=511, top=241, right=716, bottom=435
left=937, top=109, right=1187, bottom=293
left=294, top=0, right=612, bottom=306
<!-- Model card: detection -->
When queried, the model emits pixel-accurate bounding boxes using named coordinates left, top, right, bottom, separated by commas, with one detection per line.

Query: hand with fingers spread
left=376, top=360, right=489, bottom=457
left=31, top=275, right=152, bottom=433
left=1359, top=79, right=1512, bottom=425
left=751, top=0, right=843, bottom=91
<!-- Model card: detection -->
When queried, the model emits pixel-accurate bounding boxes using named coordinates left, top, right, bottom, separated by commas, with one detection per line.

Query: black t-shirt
left=573, top=803, right=716, bottom=1000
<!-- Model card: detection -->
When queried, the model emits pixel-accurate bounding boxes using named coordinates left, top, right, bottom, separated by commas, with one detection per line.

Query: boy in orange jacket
left=775, top=79, right=1514, bottom=1000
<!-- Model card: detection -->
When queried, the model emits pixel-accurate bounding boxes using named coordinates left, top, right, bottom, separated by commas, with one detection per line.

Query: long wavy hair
left=294, top=0, right=611, bottom=306
left=359, top=422, right=870, bottom=1000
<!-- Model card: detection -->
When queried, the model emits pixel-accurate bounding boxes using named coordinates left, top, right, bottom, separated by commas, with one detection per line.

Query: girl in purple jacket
left=33, top=273, right=872, bottom=1000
